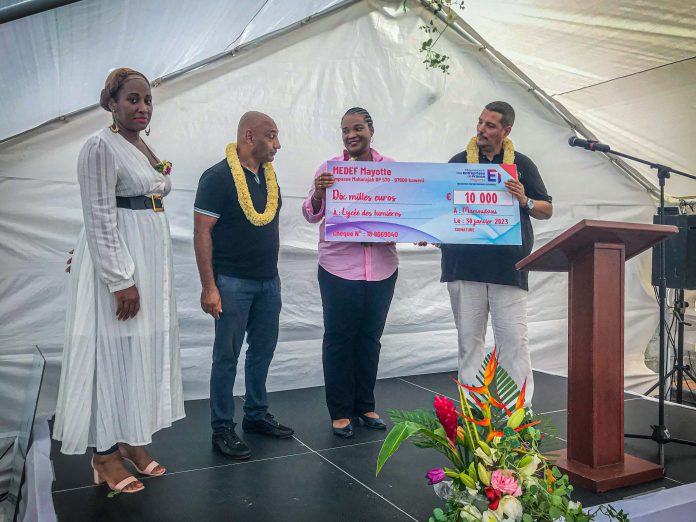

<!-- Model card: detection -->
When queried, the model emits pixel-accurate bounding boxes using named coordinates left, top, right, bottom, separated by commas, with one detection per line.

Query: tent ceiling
left=1, top=0, right=695, bottom=197
left=0, top=0, right=348, bottom=140
left=453, top=0, right=696, bottom=198
left=456, top=0, right=696, bottom=96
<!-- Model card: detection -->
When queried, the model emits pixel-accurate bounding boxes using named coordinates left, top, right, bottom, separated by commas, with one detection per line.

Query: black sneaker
left=242, top=413, right=294, bottom=438
left=212, top=427, right=251, bottom=459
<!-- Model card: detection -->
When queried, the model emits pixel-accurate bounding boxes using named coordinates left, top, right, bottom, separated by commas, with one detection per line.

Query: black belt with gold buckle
left=116, top=195, right=164, bottom=212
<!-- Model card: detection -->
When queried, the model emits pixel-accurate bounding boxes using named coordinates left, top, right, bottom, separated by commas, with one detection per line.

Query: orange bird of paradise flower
left=452, top=347, right=537, bottom=440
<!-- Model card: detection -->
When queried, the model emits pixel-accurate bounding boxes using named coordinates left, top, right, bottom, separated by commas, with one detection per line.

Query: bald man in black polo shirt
left=441, top=101, right=553, bottom=404
left=194, top=112, right=293, bottom=460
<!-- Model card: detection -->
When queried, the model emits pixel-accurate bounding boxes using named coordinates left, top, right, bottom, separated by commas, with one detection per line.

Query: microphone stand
left=643, top=288, right=696, bottom=405
left=572, top=140, right=696, bottom=467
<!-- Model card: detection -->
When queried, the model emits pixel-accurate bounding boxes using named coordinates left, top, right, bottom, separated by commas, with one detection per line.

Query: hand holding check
left=313, top=173, right=335, bottom=200
left=504, top=178, right=528, bottom=207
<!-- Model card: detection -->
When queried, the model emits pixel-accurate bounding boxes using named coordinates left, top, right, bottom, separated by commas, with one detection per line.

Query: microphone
left=568, top=136, right=611, bottom=153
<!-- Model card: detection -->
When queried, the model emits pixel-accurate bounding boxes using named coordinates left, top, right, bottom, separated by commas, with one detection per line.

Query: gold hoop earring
left=145, top=126, right=151, bottom=137
left=110, top=115, right=119, bottom=133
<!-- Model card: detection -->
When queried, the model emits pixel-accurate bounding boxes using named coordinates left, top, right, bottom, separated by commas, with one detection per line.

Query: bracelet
left=312, top=192, right=322, bottom=202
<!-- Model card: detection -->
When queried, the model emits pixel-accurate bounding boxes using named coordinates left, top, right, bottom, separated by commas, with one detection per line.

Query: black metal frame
left=644, top=288, right=696, bottom=405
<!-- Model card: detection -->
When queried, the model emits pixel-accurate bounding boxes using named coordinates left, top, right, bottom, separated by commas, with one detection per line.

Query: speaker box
left=651, top=212, right=696, bottom=290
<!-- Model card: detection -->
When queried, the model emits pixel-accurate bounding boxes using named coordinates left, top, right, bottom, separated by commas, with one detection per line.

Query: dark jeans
left=210, top=274, right=282, bottom=430
left=318, top=266, right=397, bottom=420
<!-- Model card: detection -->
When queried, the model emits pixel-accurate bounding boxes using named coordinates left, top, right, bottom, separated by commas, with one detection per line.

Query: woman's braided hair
left=342, top=107, right=373, bottom=130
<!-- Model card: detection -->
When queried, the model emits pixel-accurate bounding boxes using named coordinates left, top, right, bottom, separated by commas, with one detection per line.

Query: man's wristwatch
left=525, top=198, right=535, bottom=211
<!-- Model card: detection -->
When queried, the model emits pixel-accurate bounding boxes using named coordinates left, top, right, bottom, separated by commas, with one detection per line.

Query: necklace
left=225, top=143, right=279, bottom=226
left=466, top=137, right=515, bottom=164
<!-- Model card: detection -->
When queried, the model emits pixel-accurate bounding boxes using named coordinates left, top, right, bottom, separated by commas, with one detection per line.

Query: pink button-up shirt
left=302, top=149, right=399, bottom=281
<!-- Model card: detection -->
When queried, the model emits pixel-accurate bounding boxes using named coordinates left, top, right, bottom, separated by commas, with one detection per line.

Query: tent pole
left=149, top=0, right=358, bottom=87
left=0, top=0, right=81, bottom=25
left=0, top=0, right=359, bottom=145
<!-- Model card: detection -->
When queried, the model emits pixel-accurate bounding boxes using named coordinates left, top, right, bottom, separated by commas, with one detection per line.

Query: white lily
left=475, top=447, right=494, bottom=466
left=497, top=495, right=523, bottom=521
left=518, top=455, right=541, bottom=478
left=465, top=486, right=480, bottom=497
left=481, top=509, right=502, bottom=522
left=460, top=503, right=482, bottom=521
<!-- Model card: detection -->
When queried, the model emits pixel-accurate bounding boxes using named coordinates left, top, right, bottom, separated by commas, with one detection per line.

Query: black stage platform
left=50, top=371, right=696, bottom=521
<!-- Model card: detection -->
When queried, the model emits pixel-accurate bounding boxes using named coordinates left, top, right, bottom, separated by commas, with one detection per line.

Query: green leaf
left=434, top=426, right=447, bottom=439
left=389, top=409, right=439, bottom=431
left=475, top=352, right=522, bottom=414
left=376, top=421, right=422, bottom=475
left=552, top=466, right=562, bottom=478
left=522, top=515, right=533, bottom=522
left=549, top=506, right=562, bottom=519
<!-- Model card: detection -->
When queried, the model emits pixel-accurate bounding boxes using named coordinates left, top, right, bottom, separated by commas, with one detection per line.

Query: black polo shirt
left=194, top=158, right=281, bottom=281
left=440, top=148, right=551, bottom=290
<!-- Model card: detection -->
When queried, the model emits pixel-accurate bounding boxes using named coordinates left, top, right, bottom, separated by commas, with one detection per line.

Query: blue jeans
left=210, top=274, right=281, bottom=430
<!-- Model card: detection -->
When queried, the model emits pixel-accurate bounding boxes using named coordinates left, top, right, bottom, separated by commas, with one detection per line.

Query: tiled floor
left=50, top=371, right=696, bottom=521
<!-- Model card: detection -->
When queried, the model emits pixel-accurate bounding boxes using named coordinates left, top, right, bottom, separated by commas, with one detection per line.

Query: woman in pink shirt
left=302, top=107, right=398, bottom=438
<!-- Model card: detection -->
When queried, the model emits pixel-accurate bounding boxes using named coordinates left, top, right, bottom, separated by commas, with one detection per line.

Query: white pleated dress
left=53, top=128, right=185, bottom=454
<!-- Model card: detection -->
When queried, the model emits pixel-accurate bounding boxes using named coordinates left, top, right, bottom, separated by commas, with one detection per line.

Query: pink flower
left=433, top=395, right=458, bottom=444
left=425, top=468, right=446, bottom=485
left=490, top=469, right=522, bottom=497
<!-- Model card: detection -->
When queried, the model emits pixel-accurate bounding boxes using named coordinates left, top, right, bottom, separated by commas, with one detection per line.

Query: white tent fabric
left=452, top=0, right=696, bottom=198
left=0, top=0, right=347, bottom=140
left=0, top=1, right=663, bottom=407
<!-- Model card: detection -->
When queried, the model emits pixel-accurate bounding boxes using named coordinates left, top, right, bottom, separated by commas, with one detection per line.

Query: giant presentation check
left=325, top=161, right=521, bottom=245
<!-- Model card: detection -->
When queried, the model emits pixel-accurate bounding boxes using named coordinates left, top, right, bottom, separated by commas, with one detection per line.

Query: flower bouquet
left=154, top=160, right=172, bottom=175
left=376, top=349, right=628, bottom=522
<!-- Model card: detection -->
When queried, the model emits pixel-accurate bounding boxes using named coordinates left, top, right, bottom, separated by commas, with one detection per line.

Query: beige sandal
left=121, top=456, right=165, bottom=477
left=91, top=458, right=144, bottom=494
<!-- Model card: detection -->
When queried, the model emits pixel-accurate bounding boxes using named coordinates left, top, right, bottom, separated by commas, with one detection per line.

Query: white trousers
left=447, top=280, right=533, bottom=403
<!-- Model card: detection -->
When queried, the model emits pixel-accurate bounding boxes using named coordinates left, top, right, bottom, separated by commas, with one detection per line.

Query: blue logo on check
left=487, top=169, right=501, bottom=183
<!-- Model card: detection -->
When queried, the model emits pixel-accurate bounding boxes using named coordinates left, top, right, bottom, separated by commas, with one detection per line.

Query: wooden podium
left=516, top=219, right=678, bottom=492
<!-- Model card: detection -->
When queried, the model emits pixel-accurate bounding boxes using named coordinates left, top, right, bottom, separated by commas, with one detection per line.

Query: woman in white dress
left=53, top=68, right=184, bottom=494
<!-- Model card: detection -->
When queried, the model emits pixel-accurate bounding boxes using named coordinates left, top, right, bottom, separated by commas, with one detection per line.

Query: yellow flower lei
left=465, top=136, right=515, bottom=164
left=225, top=143, right=279, bottom=226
